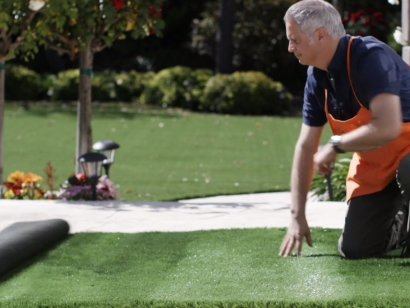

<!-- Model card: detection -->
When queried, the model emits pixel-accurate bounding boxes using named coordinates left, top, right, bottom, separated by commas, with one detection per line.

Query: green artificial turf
left=0, top=228, right=409, bottom=307
left=3, top=102, right=333, bottom=201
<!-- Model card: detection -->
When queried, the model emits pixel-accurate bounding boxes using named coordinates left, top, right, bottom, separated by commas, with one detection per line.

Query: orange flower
left=23, top=172, right=42, bottom=183
left=7, top=171, right=24, bottom=183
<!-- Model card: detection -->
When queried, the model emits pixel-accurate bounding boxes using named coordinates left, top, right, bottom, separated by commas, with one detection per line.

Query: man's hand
left=279, top=216, right=313, bottom=257
left=314, top=143, right=337, bottom=175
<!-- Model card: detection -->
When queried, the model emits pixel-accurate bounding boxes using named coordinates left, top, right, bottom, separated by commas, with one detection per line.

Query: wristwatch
left=328, top=135, right=345, bottom=154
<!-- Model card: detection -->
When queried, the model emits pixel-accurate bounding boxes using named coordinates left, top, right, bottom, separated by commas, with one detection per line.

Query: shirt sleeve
left=355, top=48, right=400, bottom=108
left=302, top=68, right=327, bottom=127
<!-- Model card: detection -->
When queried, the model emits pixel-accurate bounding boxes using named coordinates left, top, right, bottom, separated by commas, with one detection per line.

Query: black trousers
left=338, top=179, right=406, bottom=259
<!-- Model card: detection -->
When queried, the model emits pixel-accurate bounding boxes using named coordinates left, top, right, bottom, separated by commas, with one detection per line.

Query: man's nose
left=288, top=42, right=295, bottom=53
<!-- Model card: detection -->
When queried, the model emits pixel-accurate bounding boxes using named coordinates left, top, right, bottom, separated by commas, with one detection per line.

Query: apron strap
left=347, top=36, right=365, bottom=108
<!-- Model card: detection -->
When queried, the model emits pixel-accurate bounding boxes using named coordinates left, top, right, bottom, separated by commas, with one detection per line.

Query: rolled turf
left=0, top=219, right=70, bottom=277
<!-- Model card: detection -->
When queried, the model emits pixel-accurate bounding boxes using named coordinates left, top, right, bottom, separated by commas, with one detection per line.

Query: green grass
left=3, top=102, right=333, bottom=201
left=0, top=228, right=409, bottom=307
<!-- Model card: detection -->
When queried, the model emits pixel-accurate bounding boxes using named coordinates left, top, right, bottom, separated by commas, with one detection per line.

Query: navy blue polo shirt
left=303, top=35, right=410, bottom=126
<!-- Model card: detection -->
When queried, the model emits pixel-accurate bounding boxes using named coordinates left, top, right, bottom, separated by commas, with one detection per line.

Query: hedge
left=3, top=64, right=293, bottom=115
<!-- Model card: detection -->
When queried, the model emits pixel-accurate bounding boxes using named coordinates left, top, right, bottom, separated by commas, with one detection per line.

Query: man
left=279, top=0, right=410, bottom=259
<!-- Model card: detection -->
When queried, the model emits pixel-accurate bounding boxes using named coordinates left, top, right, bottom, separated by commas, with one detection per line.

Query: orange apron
left=324, top=36, right=410, bottom=202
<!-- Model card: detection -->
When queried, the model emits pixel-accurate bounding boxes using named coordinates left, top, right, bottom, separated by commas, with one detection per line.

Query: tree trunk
left=76, top=42, right=93, bottom=174
left=0, top=60, right=4, bottom=190
left=216, top=0, right=234, bottom=74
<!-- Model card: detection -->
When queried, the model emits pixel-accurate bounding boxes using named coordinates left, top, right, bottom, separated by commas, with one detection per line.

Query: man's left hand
left=314, top=144, right=337, bottom=175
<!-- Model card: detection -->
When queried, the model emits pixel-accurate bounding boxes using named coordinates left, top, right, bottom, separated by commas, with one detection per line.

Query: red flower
left=149, top=4, right=162, bottom=18
left=3, top=182, right=22, bottom=195
left=112, top=0, right=124, bottom=10
left=149, top=28, right=156, bottom=35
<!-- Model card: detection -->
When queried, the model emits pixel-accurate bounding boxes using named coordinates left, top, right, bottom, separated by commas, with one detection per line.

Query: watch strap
left=332, top=144, right=345, bottom=154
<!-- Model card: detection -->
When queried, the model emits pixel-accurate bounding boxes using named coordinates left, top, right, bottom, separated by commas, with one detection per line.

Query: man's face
left=285, top=18, right=319, bottom=66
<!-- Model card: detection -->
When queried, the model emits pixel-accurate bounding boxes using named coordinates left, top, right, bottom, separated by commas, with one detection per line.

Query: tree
left=216, top=0, right=234, bottom=73
left=190, top=0, right=306, bottom=96
left=40, top=0, right=164, bottom=172
left=0, top=0, right=47, bottom=184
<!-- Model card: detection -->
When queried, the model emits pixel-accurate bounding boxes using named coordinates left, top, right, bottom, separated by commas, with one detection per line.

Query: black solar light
left=92, top=140, right=120, bottom=178
left=78, top=152, right=107, bottom=201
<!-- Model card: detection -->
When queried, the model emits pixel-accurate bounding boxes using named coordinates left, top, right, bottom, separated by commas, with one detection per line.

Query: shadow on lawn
left=0, top=236, right=71, bottom=283
left=56, top=200, right=266, bottom=210
left=399, top=261, right=410, bottom=267
left=304, top=253, right=341, bottom=258
left=15, top=102, right=187, bottom=120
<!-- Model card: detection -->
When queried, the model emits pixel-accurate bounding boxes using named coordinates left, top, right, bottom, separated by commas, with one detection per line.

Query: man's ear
left=316, top=27, right=327, bottom=42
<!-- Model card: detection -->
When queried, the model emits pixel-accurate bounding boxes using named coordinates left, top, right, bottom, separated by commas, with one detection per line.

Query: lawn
left=4, top=102, right=333, bottom=201
left=0, top=228, right=409, bottom=308
left=2, top=103, right=405, bottom=308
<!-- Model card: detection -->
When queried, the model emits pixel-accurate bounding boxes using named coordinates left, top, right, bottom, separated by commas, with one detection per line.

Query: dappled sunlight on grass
left=0, top=229, right=409, bottom=307
left=3, top=103, right=333, bottom=201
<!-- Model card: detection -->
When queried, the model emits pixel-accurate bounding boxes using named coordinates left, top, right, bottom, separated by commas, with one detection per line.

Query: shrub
left=48, top=69, right=79, bottom=101
left=190, top=68, right=214, bottom=110
left=92, top=71, right=117, bottom=102
left=310, top=157, right=351, bottom=202
left=49, top=69, right=116, bottom=102
left=49, top=69, right=155, bottom=103
left=141, top=66, right=213, bottom=110
left=201, top=71, right=293, bottom=115
left=114, top=70, right=155, bottom=102
left=5, top=65, right=49, bottom=101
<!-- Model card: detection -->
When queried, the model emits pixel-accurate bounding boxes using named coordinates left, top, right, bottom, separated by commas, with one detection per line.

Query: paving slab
left=0, top=192, right=347, bottom=233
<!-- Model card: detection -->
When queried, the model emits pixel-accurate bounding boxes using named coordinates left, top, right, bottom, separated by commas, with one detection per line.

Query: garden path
left=0, top=192, right=346, bottom=233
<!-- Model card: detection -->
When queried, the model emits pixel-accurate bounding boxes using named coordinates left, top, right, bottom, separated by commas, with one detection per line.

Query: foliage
left=114, top=70, right=155, bottom=102
left=47, top=69, right=79, bottom=101
left=141, top=66, right=213, bottom=110
left=39, top=0, right=165, bottom=60
left=201, top=71, right=293, bottom=115
left=0, top=0, right=48, bottom=61
left=5, top=64, right=297, bottom=115
left=47, top=68, right=155, bottom=102
left=342, top=9, right=390, bottom=42
left=5, top=65, right=48, bottom=100
left=189, top=0, right=305, bottom=95
left=2, top=164, right=119, bottom=201
left=59, top=173, right=120, bottom=201
left=2, top=170, right=45, bottom=199
left=310, top=157, right=351, bottom=202
left=43, top=161, right=58, bottom=199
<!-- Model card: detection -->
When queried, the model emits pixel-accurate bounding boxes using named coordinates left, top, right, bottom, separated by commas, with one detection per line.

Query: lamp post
left=92, top=140, right=120, bottom=178
left=78, top=152, right=107, bottom=201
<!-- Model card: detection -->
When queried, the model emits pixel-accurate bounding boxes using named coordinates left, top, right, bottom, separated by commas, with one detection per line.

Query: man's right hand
left=279, top=216, right=313, bottom=257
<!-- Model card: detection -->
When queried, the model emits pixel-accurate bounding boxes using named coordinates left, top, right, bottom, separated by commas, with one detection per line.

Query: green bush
left=5, top=65, right=49, bottom=101
left=48, top=70, right=152, bottom=103
left=48, top=69, right=79, bottom=101
left=190, top=68, right=214, bottom=110
left=114, top=70, right=155, bottom=102
left=201, top=71, right=293, bottom=115
left=91, top=71, right=117, bottom=102
left=310, top=157, right=351, bottom=202
left=49, top=69, right=116, bottom=102
left=141, top=66, right=213, bottom=110
left=4, top=65, right=293, bottom=117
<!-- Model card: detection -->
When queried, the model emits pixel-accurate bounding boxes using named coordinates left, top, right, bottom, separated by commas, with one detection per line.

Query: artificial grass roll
left=0, top=219, right=70, bottom=277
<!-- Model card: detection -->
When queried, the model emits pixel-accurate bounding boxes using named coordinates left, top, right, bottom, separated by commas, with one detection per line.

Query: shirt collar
left=327, top=34, right=350, bottom=75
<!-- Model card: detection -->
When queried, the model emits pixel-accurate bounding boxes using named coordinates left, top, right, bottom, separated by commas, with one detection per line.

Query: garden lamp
left=318, top=145, right=334, bottom=201
left=92, top=140, right=120, bottom=178
left=78, top=152, right=107, bottom=201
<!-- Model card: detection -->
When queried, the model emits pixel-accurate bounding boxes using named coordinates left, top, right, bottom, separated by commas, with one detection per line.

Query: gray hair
left=284, top=0, right=346, bottom=40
